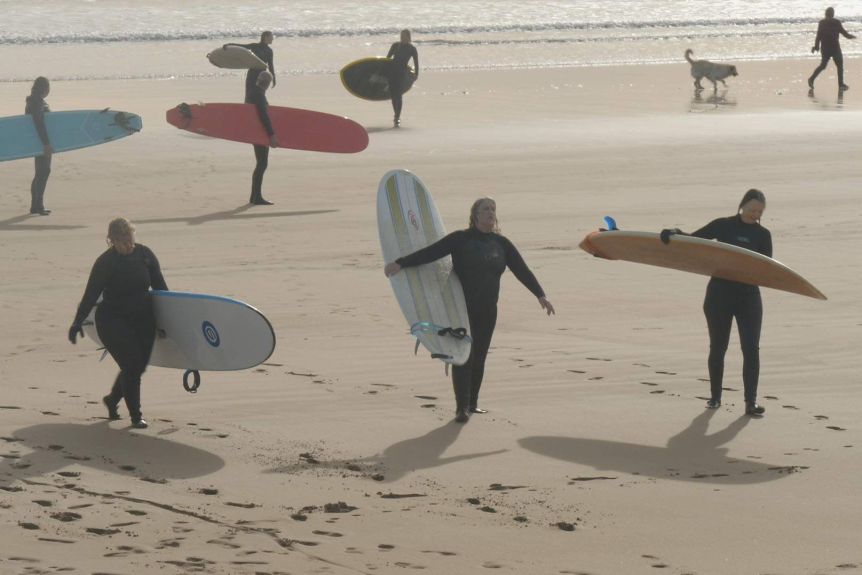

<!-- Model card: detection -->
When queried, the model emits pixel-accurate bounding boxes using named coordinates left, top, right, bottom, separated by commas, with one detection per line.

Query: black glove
left=68, top=323, right=84, bottom=344
left=660, top=228, right=682, bottom=244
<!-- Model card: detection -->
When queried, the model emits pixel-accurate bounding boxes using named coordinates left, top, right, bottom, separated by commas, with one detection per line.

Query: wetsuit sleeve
left=396, top=231, right=464, bottom=268
left=761, top=229, right=773, bottom=259
left=387, top=43, right=397, bottom=58
left=28, top=100, right=50, bottom=146
left=691, top=218, right=723, bottom=240
left=267, top=48, right=275, bottom=81
left=72, top=253, right=110, bottom=326
left=839, top=22, right=853, bottom=39
left=500, top=237, right=546, bottom=299
left=142, top=246, right=168, bottom=291
left=250, top=91, right=275, bottom=136
left=815, top=21, right=824, bottom=50
left=412, top=46, right=419, bottom=77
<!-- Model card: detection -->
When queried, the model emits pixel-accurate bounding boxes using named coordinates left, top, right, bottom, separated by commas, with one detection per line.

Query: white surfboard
left=206, top=45, right=267, bottom=70
left=83, top=291, right=276, bottom=390
left=377, top=169, right=472, bottom=365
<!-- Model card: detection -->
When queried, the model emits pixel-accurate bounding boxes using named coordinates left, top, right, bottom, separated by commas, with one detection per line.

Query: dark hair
left=826, top=7, right=835, bottom=17
left=738, top=188, right=766, bottom=210
left=260, top=30, right=273, bottom=41
left=31, top=76, right=49, bottom=96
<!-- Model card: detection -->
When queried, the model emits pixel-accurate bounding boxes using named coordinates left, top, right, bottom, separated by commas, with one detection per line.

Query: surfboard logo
left=201, top=321, right=221, bottom=348
left=408, top=209, right=419, bottom=230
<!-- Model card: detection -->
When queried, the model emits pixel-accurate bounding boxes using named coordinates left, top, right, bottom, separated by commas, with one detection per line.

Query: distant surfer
left=386, top=29, right=419, bottom=128
left=224, top=30, right=276, bottom=101
left=385, top=198, right=555, bottom=423
left=248, top=70, right=279, bottom=205
left=808, top=7, right=856, bottom=91
left=660, top=189, right=771, bottom=417
left=26, top=77, right=52, bottom=215
left=68, top=218, right=168, bottom=430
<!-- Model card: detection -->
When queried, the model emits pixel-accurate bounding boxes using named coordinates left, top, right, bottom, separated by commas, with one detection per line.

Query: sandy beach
left=1, top=57, right=861, bottom=574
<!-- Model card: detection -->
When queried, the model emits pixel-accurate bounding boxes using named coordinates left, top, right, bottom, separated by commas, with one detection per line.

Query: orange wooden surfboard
left=165, top=103, right=368, bottom=153
left=579, top=230, right=826, bottom=300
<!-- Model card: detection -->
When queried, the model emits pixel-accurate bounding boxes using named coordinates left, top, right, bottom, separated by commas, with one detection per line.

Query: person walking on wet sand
left=247, top=70, right=279, bottom=205
left=808, top=7, right=856, bottom=91
left=385, top=197, right=554, bottom=423
left=224, top=31, right=276, bottom=102
left=386, top=29, right=419, bottom=128
left=68, top=218, right=168, bottom=430
left=26, top=76, right=53, bottom=215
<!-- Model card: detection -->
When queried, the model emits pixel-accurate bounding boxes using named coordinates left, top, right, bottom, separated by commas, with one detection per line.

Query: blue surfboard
left=0, top=109, right=142, bottom=162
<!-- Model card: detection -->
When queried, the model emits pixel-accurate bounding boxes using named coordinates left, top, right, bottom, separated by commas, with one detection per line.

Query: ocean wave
left=0, top=16, right=854, bottom=45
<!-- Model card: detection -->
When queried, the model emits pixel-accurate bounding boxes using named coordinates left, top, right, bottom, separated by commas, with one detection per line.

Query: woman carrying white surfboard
left=26, top=77, right=53, bottom=215
left=660, top=189, right=771, bottom=417
left=68, top=218, right=168, bottom=429
left=385, top=197, right=554, bottom=423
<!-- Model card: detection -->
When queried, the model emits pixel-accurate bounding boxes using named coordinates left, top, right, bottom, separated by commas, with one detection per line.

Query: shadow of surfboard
left=135, top=206, right=338, bottom=226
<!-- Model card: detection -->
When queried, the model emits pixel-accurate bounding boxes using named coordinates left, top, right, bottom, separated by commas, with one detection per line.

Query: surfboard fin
left=99, top=349, right=109, bottom=362
left=602, top=216, right=619, bottom=231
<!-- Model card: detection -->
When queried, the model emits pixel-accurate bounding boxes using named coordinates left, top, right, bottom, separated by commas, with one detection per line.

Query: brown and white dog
left=685, top=49, right=738, bottom=91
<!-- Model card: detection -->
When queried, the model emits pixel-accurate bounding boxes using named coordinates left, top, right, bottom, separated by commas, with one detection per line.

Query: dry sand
left=1, top=59, right=861, bottom=574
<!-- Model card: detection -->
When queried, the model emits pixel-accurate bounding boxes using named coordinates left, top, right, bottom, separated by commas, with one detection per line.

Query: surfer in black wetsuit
left=26, top=77, right=52, bottom=215
left=661, top=189, right=772, bottom=417
left=68, top=218, right=168, bottom=430
left=384, top=197, right=555, bottom=423
left=386, top=29, right=419, bottom=128
left=808, top=7, right=856, bottom=91
left=247, top=70, right=279, bottom=205
left=224, top=30, right=276, bottom=102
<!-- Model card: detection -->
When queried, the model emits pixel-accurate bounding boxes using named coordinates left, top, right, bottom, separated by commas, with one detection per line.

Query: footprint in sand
left=378, top=544, right=395, bottom=550
left=87, top=527, right=120, bottom=536
left=18, top=522, right=40, bottom=530
left=640, top=382, right=659, bottom=386
left=312, top=530, right=344, bottom=538
left=422, top=550, right=457, bottom=556
left=126, top=510, right=147, bottom=516
left=814, top=415, right=829, bottom=420
left=586, top=357, right=612, bottom=362
left=415, top=395, right=437, bottom=400
left=50, top=512, right=82, bottom=522
left=827, top=426, right=847, bottom=431
left=567, top=370, right=586, bottom=374
left=655, top=371, right=676, bottom=375
left=650, top=390, right=665, bottom=395
left=482, top=561, right=504, bottom=569
left=198, top=488, right=218, bottom=495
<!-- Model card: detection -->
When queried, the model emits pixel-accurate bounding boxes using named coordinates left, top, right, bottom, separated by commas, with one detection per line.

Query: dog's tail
left=684, top=48, right=695, bottom=63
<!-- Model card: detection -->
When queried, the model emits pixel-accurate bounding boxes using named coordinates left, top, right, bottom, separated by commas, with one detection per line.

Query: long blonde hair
left=468, top=197, right=499, bottom=232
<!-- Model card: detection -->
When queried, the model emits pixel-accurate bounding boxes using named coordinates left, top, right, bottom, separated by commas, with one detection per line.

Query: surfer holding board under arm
left=661, top=189, right=772, bottom=417
left=385, top=197, right=554, bottom=423
left=69, top=218, right=168, bottom=430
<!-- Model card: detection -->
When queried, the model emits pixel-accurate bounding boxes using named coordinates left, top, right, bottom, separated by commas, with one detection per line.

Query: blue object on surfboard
left=603, top=216, right=618, bottom=231
left=0, top=109, right=142, bottom=162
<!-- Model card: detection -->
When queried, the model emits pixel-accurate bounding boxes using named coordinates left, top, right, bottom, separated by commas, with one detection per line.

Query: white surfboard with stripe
left=377, top=169, right=472, bottom=366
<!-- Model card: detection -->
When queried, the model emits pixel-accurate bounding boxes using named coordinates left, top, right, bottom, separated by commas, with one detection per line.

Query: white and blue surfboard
left=378, top=169, right=472, bottom=366
left=0, top=109, right=142, bottom=162
left=83, top=291, right=275, bottom=391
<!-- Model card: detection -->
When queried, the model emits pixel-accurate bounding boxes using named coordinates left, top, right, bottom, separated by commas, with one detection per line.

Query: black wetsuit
left=396, top=228, right=545, bottom=410
left=810, top=17, right=854, bottom=87
left=73, top=245, right=168, bottom=421
left=386, top=42, right=419, bottom=122
left=247, top=85, right=275, bottom=204
left=25, top=94, right=51, bottom=213
left=691, top=216, right=772, bottom=405
left=227, top=42, right=275, bottom=102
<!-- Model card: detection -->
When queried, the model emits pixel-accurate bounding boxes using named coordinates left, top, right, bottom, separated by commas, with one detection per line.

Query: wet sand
left=1, top=59, right=861, bottom=574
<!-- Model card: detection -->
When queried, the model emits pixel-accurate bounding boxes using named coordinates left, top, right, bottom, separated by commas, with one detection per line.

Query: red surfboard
left=165, top=103, right=369, bottom=153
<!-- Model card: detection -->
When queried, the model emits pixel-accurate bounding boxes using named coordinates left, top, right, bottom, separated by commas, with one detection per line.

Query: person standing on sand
left=808, top=7, right=856, bottom=91
left=247, top=70, right=279, bottom=205
left=68, top=218, right=168, bottom=430
left=26, top=76, right=53, bottom=215
left=224, top=31, right=276, bottom=102
left=660, top=189, right=772, bottom=417
left=384, top=197, right=554, bottom=423
left=386, top=29, right=419, bottom=128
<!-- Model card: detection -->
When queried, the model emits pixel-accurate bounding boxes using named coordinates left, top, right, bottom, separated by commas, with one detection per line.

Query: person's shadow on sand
left=134, top=204, right=338, bottom=226
left=519, top=410, right=800, bottom=485
left=0, top=421, right=224, bottom=487
left=0, top=213, right=87, bottom=231
left=266, top=420, right=507, bottom=483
